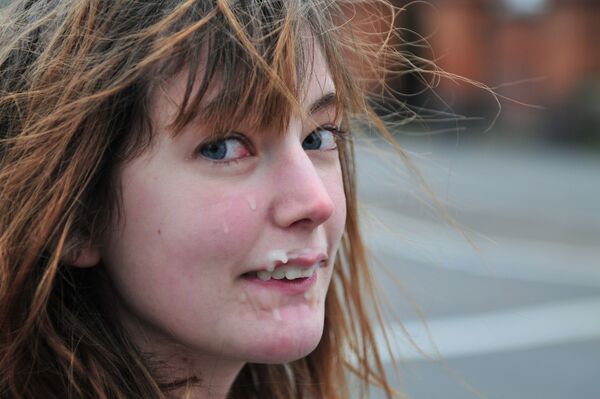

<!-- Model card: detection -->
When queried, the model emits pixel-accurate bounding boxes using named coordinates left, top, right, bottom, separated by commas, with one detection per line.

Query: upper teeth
left=256, top=263, right=319, bottom=281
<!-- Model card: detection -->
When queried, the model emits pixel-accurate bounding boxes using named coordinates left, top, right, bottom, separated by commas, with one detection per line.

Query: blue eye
left=302, top=126, right=339, bottom=151
left=197, top=137, right=250, bottom=162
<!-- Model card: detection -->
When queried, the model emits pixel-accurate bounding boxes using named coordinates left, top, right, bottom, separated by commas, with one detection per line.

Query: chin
left=242, top=315, right=325, bottom=364
left=249, top=331, right=324, bottom=364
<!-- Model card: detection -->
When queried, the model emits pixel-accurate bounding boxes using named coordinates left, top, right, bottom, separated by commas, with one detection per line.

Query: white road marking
left=376, top=297, right=600, bottom=362
left=362, top=206, right=600, bottom=288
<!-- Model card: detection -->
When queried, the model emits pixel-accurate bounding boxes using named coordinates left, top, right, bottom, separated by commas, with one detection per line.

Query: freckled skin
left=99, top=47, right=346, bottom=379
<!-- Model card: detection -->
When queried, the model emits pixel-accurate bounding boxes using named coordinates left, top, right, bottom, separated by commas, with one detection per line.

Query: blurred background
left=353, top=1, right=600, bottom=398
left=394, top=0, right=600, bottom=148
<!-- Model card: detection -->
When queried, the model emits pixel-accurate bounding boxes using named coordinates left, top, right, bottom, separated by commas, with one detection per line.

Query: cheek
left=149, top=199, right=260, bottom=276
left=103, top=162, right=264, bottom=288
left=101, top=173, right=267, bottom=330
left=165, top=195, right=259, bottom=265
left=326, top=166, right=347, bottom=241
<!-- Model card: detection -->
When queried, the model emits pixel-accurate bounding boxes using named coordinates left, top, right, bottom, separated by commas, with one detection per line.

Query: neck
left=145, top=347, right=245, bottom=399
left=164, top=357, right=243, bottom=399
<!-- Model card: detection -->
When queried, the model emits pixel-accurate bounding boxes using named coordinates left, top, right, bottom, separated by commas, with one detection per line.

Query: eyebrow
left=308, top=92, right=337, bottom=114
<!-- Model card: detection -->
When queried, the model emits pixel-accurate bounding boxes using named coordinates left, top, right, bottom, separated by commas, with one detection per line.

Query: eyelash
left=195, top=125, right=347, bottom=166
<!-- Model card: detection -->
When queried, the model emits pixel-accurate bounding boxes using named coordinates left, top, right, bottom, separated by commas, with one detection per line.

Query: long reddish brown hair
left=0, top=1, right=420, bottom=398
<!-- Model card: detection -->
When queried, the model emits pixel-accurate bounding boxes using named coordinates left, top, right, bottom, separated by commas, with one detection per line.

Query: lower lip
left=241, top=271, right=318, bottom=294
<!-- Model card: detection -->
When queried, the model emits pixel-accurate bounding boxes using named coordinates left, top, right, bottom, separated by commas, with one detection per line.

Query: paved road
left=354, top=138, right=600, bottom=399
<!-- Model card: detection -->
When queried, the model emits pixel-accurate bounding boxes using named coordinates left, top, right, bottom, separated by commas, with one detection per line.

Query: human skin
left=80, top=46, right=347, bottom=398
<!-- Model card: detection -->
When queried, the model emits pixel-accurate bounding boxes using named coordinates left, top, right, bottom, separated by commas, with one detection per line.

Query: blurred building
left=394, top=0, right=600, bottom=146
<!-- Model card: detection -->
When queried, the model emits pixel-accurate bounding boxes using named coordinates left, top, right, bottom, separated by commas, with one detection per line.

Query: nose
left=270, top=148, right=335, bottom=230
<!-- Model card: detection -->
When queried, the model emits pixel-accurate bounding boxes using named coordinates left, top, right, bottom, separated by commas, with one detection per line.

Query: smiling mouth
left=242, top=262, right=320, bottom=282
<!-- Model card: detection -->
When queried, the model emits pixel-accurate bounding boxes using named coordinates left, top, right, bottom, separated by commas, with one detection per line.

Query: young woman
left=0, top=1, right=417, bottom=398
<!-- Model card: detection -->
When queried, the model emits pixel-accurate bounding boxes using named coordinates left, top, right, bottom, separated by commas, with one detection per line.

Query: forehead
left=299, top=44, right=336, bottom=108
left=150, top=41, right=337, bottom=136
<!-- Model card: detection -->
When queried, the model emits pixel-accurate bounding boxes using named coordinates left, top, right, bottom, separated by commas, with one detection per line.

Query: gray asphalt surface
left=355, top=138, right=600, bottom=399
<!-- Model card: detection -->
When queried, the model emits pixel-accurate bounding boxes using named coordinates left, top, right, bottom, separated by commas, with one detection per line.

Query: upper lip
left=242, top=251, right=328, bottom=275
left=272, top=252, right=328, bottom=269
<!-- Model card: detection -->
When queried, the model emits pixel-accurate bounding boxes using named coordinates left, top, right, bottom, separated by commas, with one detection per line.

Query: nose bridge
left=271, top=145, right=335, bottom=229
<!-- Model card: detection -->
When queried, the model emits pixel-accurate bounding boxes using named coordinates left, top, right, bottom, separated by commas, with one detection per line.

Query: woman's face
left=99, top=48, right=346, bottom=367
